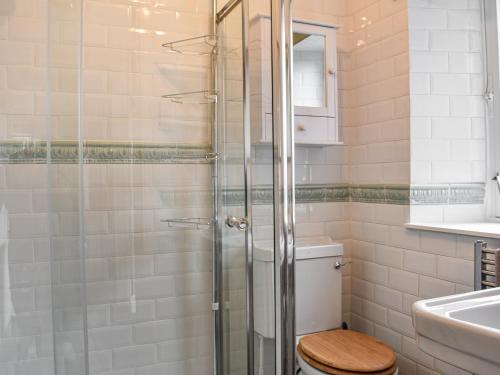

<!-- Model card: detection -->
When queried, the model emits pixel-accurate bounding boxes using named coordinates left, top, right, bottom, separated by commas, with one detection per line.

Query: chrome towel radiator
left=474, top=240, right=500, bottom=290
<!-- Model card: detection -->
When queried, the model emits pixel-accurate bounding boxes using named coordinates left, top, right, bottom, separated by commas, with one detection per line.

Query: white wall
left=408, top=0, right=486, bottom=222
left=344, top=0, right=411, bottom=186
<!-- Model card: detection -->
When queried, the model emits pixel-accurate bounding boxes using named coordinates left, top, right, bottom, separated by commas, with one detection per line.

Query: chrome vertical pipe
left=211, top=1, right=223, bottom=375
left=241, top=0, right=254, bottom=374
left=271, top=0, right=296, bottom=374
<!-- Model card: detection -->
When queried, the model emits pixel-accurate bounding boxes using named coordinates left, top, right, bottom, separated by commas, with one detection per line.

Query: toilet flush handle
left=334, top=261, right=351, bottom=270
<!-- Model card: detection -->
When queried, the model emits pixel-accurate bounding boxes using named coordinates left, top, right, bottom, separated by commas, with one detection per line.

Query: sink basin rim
left=412, top=288, right=500, bottom=368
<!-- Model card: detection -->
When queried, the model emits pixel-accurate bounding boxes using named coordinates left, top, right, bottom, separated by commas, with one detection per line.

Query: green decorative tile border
left=223, top=184, right=410, bottom=205
left=410, top=184, right=485, bottom=205
left=223, top=184, right=484, bottom=205
left=350, top=184, right=410, bottom=205
left=0, top=140, right=213, bottom=164
left=1, top=141, right=484, bottom=205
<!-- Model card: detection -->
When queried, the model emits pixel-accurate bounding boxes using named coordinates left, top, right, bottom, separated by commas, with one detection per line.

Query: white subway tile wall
left=344, top=2, right=493, bottom=375
left=342, top=0, right=411, bottom=186
left=408, top=0, right=486, bottom=222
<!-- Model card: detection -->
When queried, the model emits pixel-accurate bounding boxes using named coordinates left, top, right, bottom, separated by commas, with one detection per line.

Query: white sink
left=412, top=288, right=500, bottom=375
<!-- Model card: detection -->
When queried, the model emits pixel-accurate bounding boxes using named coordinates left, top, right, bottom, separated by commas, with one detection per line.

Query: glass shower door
left=216, top=4, right=251, bottom=374
left=217, top=0, right=295, bottom=374
left=80, top=1, right=216, bottom=375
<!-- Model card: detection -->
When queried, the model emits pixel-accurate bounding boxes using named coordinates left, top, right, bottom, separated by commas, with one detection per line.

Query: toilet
left=254, top=237, right=398, bottom=375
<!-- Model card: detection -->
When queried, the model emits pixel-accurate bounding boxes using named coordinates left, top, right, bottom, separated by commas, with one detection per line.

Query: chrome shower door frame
left=214, top=0, right=295, bottom=373
left=211, top=1, right=222, bottom=375
left=271, top=0, right=296, bottom=374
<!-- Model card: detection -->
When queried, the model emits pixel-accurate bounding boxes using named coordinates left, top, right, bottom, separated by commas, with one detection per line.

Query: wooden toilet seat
left=297, top=330, right=397, bottom=375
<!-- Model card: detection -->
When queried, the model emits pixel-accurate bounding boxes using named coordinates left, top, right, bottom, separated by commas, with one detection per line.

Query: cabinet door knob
left=297, top=124, right=306, bottom=132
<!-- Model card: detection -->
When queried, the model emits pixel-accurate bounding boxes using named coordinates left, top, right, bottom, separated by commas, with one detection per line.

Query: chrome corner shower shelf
left=162, top=34, right=216, bottom=56
left=160, top=35, right=218, bottom=105
left=162, top=90, right=218, bottom=104
left=161, top=217, right=214, bottom=230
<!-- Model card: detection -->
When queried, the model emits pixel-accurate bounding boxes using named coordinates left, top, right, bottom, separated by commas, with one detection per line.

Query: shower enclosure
left=0, top=0, right=295, bottom=374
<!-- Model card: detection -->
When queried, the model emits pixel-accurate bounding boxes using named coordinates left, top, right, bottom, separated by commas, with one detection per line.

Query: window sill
left=405, top=222, right=500, bottom=239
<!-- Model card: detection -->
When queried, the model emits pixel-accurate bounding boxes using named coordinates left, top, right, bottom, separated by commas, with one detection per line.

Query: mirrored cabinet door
left=293, top=21, right=337, bottom=119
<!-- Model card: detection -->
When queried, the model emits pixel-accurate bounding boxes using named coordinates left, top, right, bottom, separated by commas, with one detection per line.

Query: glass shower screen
left=216, top=0, right=295, bottom=374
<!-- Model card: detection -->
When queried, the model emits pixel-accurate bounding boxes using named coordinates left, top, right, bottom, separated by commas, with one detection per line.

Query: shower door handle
left=225, top=216, right=249, bottom=231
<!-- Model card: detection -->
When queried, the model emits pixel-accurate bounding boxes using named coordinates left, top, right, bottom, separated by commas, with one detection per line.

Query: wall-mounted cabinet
left=249, top=15, right=340, bottom=145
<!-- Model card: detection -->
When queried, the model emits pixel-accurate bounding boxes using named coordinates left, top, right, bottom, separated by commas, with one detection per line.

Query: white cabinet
left=249, top=15, right=340, bottom=145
